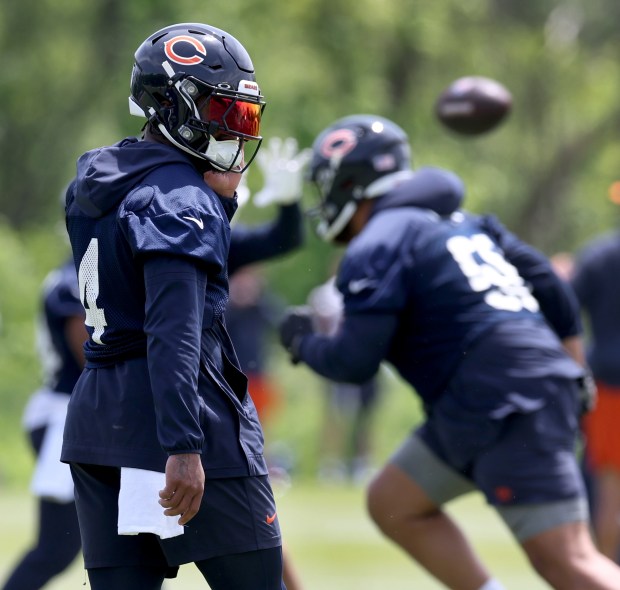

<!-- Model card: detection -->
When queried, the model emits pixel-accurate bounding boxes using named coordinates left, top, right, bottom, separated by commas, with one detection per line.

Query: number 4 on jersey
left=78, top=238, right=108, bottom=345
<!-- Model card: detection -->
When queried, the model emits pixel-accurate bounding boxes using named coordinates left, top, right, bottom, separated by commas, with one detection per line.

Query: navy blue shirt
left=571, top=231, right=620, bottom=386
left=225, top=203, right=303, bottom=373
left=62, top=137, right=267, bottom=476
left=228, top=203, right=303, bottom=275
left=37, top=258, right=84, bottom=395
left=297, top=168, right=583, bottom=408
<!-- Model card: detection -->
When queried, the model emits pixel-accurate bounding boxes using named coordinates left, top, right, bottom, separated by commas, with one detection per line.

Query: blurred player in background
left=227, top=137, right=309, bottom=425
left=1, top=259, right=85, bottom=590
left=307, top=269, right=381, bottom=484
left=62, top=23, right=285, bottom=590
left=279, top=114, right=619, bottom=589
left=224, top=137, right=310, bottom=590
left=226, top=265, right=284, bottom=423
left=571, top=222, right=620, bottom=562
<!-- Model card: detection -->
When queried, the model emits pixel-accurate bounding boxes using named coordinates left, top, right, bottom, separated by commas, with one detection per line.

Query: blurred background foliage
left=1, top=0, right=619, bottom=485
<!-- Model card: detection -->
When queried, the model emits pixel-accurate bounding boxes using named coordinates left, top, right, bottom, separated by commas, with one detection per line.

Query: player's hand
left=578, top=371, right=597, bottom=416
left=279, top=306, right=314, bottom=363
left=253, top=137, right=312, bottom=207
left=159, top=453, right=205, bottom=526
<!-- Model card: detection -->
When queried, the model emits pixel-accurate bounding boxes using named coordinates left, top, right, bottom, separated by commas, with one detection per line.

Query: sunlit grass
left=0, top=482, right=549, bottom=589
left=0, top=356, right=550, bottom=589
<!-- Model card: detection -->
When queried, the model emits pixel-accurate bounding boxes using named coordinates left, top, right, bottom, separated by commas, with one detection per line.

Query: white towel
left=22, top=388, right=70, bottom=431
left=118, top=468, right=184, bottom=539
left=30, top=395, right=74, bottom=503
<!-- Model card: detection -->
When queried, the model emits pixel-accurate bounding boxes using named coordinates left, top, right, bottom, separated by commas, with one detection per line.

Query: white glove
left=253, top=137, right=312, bottom=207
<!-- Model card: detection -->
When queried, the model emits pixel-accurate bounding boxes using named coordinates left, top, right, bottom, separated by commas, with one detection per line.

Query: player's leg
left=481, top=378, right=620, bottom=589
left=2, top=425, right=82, bottom=590
left=195, top=547, right=285, bottom=590
left=366, top=434, right=498, bottom=590
left=582, top=382, right=620, bottom=559
left=87, top=565, right=168, bottom=590
left=591, top=470, right=620, bottom=558
left=70, top=463, right=175, bottom=590
left=517, top=517, right=620, bottom=589
left=160, top=474, right=283, bottom=587
left=282, top=544, right=304, bottom=590
left=1, top=497, right=81, bottom=590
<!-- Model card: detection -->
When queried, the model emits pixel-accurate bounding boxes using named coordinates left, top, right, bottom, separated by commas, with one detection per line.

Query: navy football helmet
left=129, top=23, right=265, bottom=172
left=308, top=114, right=412, bottom=241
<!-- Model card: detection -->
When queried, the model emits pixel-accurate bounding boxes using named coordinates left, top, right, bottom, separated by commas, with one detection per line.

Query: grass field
left=0, top=363, right=551, bottom=588
left=0, top=481, right=550, bottom=589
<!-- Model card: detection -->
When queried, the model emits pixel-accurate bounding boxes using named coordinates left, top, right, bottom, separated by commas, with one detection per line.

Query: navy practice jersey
left=572, top=230, right=620, bottom=385
left=298, top=168, right=583, bottom=407
left=62, top=137, right=267, bottom=476
left=36, top=258, right=84, bottom=394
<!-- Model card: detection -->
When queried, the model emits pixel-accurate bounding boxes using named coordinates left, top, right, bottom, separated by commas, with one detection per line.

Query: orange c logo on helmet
left=320, top=129, right=358, bottom=160
left=164, top=35, right=207, bottom=65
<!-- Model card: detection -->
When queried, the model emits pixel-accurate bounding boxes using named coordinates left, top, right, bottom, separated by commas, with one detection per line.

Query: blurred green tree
left=1, top=0, right=620, bottom=484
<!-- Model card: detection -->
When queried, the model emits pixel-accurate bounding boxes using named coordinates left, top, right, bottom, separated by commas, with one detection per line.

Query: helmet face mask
left=308, top=115, right=412, bottom=241
left=129, top=23, right=265, bottom=172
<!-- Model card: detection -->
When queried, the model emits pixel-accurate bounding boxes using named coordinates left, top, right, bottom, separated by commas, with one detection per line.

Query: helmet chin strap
left=318, top=201, right=358, bottom=242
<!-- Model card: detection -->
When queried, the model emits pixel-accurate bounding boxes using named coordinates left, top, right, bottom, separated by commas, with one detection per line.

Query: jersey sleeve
left=298, top=313, right=397, bottom=383
left=336, top=228, right=412, bottom=314
left=143, top=255, right=206, bottom=454
left=119, top=185, right=229, bottom=273
left=228, top=203, right=303, bottom=275
left=481, top=214, right=582, bottom=338
left=296, top=224, right=406, bottom=382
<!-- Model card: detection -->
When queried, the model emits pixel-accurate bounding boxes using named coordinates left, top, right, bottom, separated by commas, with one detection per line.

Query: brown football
left=435, top=76, right=512, bottom=136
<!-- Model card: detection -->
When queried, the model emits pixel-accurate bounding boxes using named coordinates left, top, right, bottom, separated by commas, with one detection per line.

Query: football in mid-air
left=435, top=76, right=512, bottom=136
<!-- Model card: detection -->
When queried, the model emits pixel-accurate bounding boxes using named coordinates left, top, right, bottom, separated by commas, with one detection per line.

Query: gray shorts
left=390, top=433, right=589, bottom=542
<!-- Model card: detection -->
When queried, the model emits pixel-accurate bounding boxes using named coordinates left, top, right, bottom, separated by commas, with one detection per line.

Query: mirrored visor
left=203, top=95, right=262, bottom=138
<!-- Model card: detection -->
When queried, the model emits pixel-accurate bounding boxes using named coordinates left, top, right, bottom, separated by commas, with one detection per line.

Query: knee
left=366, top=471, right=435, bottom=537
left=366, top=472, right=394, bottom=531
left=523, top=529, right=595, bottom=589
left=525, top=549, right=559, bottom=584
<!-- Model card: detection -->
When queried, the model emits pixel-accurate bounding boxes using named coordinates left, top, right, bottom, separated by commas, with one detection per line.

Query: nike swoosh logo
left=265, top=512, right=277, bottom=525
left=348, top=277, right=377, bottom=294
left=182, top=216, right=204, bottom=230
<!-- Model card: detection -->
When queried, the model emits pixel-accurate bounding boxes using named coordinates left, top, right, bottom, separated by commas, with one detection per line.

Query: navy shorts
left=417, top=375, right=586, bottom=506
left=71, top=463, right=282, bottom=573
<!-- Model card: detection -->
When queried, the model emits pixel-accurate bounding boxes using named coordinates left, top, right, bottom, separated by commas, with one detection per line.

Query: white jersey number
left=446, top=233, right=539, bottom=313
left=78, top=238, right=107, bottom=344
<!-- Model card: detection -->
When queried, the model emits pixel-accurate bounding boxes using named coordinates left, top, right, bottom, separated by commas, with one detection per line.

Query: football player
left=62, top=23, right=284, bottom=590
left=2, top=259, right=85, bottom=590
left=279, top=114, right=620, bottom=589
left=572, top=229, right=620, bottom=562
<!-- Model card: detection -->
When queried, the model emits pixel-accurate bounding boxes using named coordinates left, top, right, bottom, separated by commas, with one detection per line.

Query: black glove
left=279, top=306, right=314, bottom=364
left=577, top=370, right=597, bottom=416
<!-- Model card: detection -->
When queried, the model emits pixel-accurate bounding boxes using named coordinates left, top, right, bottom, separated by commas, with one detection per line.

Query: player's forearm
left=298, top=313, right=396, bottom=383
left=228, top=203, right=303, bottom=274
left=562, top=335, right=586, bottom=367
